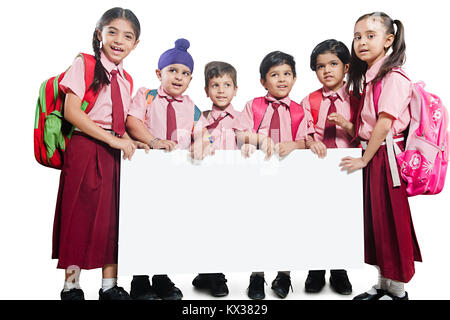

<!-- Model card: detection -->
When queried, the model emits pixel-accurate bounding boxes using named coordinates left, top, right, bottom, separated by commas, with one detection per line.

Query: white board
left=119, top=149, right=363, bottom=275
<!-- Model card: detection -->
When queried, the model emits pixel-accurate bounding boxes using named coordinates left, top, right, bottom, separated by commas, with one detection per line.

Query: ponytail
left=89, top=30, right=110, bottom=93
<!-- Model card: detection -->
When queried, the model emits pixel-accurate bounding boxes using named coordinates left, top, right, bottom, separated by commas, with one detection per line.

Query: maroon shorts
left=363, top=144, right=422, bottom=283
left=52, top=132, right=121, bottom=270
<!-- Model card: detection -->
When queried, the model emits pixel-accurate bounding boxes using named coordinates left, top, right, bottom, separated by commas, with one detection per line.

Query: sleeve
left=377, top=72, right=412, bottom=119
left=59, top=56, right=86, bottom=100
left=128, top=87, right=150, bottom=121
left=232, top=100, right=254, bottom=132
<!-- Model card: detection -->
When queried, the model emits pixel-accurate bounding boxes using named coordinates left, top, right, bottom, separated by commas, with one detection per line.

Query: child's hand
left=109, top=137, right=137, bottom=160
left=133, top=140, right=150, bottom=153
left=152, top=139, right=177, bottom=151
left=241, top=143, right=256, bottom=158
left=190, top=139, right=215, bottom=160
left=339, top=156, right=367, bottom=173
left=277, top=141, right=297, bottom=158
left=328, top=112, right=350, bottom=129
left=259, top=136, right=277, bottom=160
left=309, top=141, right=327, bottom=159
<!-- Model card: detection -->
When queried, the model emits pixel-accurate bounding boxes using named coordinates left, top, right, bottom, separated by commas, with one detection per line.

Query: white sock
left=389, top=280, right=406, bottom=298
left=63, top=280, right=81, bottom=292
left=373, top=266, right=391, bottom=291
left=102, top=278, right=117, bottom=292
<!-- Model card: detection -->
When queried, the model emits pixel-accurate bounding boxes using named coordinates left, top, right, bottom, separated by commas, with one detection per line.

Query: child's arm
left=328, top=112, right=356, bottom=137
left=121, top=131, right=150, bottom=153
left=340, top=113, right=393, bottom=173
left=64, top=91, right=137, bottom=160
left=126, top=115, right=176, bottom=151
left=305, top=134, right=327, bottom=158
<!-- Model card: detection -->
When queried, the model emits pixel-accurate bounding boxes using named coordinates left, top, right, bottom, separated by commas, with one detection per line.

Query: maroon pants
left=363, top=144, right=422, bottom=283
left=52, top=132, right=121, bottom=270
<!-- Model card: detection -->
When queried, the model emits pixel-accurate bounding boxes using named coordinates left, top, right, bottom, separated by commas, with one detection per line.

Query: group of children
left=52, top=7, right=421, bottom=301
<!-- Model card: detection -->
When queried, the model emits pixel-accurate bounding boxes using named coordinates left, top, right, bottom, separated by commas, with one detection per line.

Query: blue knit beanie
left=158, top=38, right=194, bottom=73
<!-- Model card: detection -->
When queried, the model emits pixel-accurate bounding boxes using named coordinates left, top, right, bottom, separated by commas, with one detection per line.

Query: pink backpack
left=251, top=97, right=304, bottom=139
left=373, top=68, right=449, bottom=196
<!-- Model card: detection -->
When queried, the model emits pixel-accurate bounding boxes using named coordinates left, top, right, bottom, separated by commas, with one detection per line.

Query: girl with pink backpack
left=340, top=12, right=423, bottom=300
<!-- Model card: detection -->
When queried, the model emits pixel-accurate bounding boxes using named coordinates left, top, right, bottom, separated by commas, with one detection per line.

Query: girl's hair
left=259, top=51, right=296, bottom=81
left=310, top=39, right=351, bottom=71
left=90, top=7, right=141, bottom=93
left=347, top=12, right=406, bottom=97
left=204, top=61, right=237, bottom=87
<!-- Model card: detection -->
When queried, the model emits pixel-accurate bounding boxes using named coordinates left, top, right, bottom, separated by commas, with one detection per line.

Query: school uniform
left=205, top=104, right=240, bottom=150
left=128, top=86, right=206, bottom=149
left=52, top=51, right=132, bottom=270
left=234, top=93, right=310, bottom=142
left=301, top=84, right=358, bottom=148
left=357, top=56, right=422, bottom=283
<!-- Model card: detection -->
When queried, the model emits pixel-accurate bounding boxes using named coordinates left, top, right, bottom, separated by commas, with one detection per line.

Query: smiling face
left=205, top=74, right=237, bottom=110
left=156, top=64, right=192, bottom=97
left=353, top=17, right=394, bottom=68
left=97, top=18, right=139, bottom=65
left=315, top=52, right=349, bottom=92
left=260, top=64, right=296, bottom=99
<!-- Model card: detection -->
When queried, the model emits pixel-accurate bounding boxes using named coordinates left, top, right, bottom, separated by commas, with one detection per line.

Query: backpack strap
left=251, top=97, right=269, bottom=133
left=308, top=89, right=323, bottom=125
left=123, top=70, right=133, bottom=94
left=289, top=100, right=305, bottom=140
left=202, top=110, right=211, bottom=120
left=373, top=68, right=410, bottom=115
left=77, top=53, right=99, bottom=114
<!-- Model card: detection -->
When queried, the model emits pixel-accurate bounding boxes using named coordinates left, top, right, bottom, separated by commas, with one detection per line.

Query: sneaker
left=271, top=272, right=293, bottom=299
left=152, top=275, right=183, bottom=300
left=60, top=288, right=85, bottom=300
left=99, top=285, right=131, bottom=300
left=329, top=270, right=352, bottom=295
left=247, top=274, right=266, bottom=300
left=192, top=273, right=229, bottom=297
left=305, top=270, right=326, bottom=293
left=130, top=275, right=159, bottom=300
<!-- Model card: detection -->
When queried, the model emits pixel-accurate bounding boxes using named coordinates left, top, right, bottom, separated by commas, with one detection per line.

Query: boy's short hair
left=259, top=51, right=296, bottom=81
left=310, top=39, right=351, bottom=71
left=204, top=61, right=237, bottom=87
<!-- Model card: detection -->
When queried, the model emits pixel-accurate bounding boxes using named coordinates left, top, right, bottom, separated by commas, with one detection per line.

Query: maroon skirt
left=363, top=143, right=422, bottom=283
left=52, top=132, right=121, bottom=270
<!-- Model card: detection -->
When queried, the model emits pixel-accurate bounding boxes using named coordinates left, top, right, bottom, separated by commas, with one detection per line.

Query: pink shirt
left=128, top=86, right=206, bottom=149
left=205, top=104, right=240, bottom=150
left=60, top=50, right=132, bottom=130
left=234, top=94, right=309, bottom=142
left=301, top=85, right=355, bottom=148
left=358, top=56, right=412, bottom=141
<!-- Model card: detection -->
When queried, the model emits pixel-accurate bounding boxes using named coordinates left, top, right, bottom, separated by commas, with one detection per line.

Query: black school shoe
left=130, top=275, right=159, bottom=300
left=152, top=275, right=183, bottom=300
left=271, top=272, right=293, bottom=299
left=99, top=285, right=131, bottom=300
left=247, top=274, right=266, bottom=300
left=305, top=270, right=326, bottom=293
left=380, top=291, right=409, bottom=300
left=353, top=287, right=386, bottom=300
left=60, top=288, right=85, bottom=300
left=192, top=273, right=229, bottom=297
left=329, top=269, right=352, bottom=295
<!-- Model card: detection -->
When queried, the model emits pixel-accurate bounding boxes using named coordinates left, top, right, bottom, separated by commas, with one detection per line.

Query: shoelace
left=278, top=275, right=294, bottom=293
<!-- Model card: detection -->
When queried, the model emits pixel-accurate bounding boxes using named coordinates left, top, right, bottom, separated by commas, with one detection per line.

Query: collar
left=157, top=86, right=183, bottom=102
left=265, top=93, right=291, bottom=107
left=100, top=49, right=124, bottom=78
left=322, top=82, right=347, bottom=101
left=365, top=55, right=389, bottom=84
left=210, top=104, right=236, bottom=120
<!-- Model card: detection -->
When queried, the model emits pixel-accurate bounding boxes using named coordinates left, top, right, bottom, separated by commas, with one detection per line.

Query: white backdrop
left=0, top=0, right=449, bottom=300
